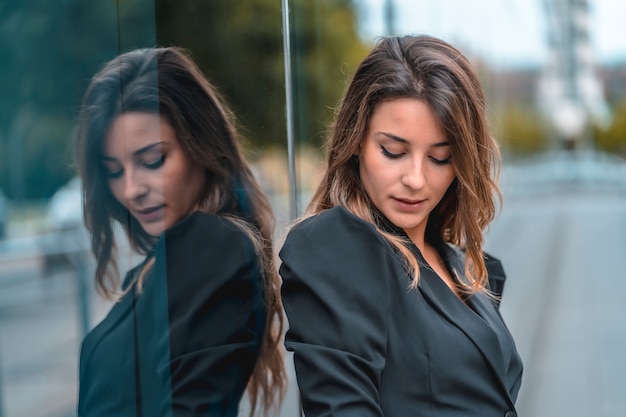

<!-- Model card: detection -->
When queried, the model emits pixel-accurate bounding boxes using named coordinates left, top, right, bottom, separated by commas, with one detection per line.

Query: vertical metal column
left=282, top=0, right=299, bottom=221
left=0, top=349, right=4, bottom=417
left=74, top=252, right=91, bottom=337
left=384, top=0, right=396, bottom=36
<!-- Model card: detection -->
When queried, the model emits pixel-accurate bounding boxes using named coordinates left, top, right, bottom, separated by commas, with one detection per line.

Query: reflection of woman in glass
left=280, top=35, right=522, bottom=416
left=76, top=47, right=285, bottom=417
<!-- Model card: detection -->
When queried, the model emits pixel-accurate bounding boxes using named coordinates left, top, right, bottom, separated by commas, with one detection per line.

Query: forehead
left=104, top=112, right=174, bottom=156
left=369, top=98, right=445, bottom=144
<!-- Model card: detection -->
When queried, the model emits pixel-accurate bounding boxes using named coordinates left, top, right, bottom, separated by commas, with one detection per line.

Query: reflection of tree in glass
left=0, top=0, right=155, bottom=200
left=0, top=0, right=369, bottom=199
left=155, top=0, right=369, bottom=150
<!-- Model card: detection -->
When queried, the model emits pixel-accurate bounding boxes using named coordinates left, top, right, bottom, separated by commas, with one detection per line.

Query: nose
left=123, top=170, right=148, bottom=202
left=401, top=158, right=426, bottom=190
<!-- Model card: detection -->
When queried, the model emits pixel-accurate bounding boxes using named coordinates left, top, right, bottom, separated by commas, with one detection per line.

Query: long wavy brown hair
left=75, top=47, right=285, bottom=415
left=309, top=35, right=502, bottom=294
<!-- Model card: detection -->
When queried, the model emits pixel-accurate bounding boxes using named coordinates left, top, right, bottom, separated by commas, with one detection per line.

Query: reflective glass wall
left=0, top=1, right=294, bottom=416
left=1, top=1, right=625, bottom=416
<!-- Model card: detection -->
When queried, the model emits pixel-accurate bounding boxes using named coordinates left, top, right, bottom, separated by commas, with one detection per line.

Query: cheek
left=445, top=170, right=456, bottom=187
left=168, top=165, right=205, bottom=204
left=440, top=173, right=457, bottom=199
left=437, top=166, right=456, bottom=187
left=358, top=156, right=377, bottom=192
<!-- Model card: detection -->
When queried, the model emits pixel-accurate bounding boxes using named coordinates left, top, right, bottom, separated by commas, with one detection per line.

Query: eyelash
left=106, top=170, right=123, bottom=180
left=104, top=154, right=166, bottom=179
left=380, top=145, right=403, bottom=159
left=145, top=154, right=166, bottom=170
left=379, top=145, right=451, bottom=165
left=431, top=156, right=452, bottom=166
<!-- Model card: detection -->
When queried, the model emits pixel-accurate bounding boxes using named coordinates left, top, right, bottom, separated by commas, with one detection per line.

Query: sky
left=357, top=0, right=626, bottom=68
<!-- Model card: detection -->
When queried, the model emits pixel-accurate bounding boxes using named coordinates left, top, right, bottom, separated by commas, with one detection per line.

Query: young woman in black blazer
left=280, top=35, right=523, bottom=416
left=75, top=48, right=285, bottom=416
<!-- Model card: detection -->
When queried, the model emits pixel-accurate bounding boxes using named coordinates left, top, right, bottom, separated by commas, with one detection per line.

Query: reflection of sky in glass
left=357, top=0, right=626, bottom=67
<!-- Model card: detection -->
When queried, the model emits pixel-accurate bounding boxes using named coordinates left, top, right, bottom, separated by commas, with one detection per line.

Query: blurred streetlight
left=539, top=0, right=611, bottom=150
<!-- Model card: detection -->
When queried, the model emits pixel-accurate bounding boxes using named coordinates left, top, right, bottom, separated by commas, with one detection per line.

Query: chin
left=141, top=224, right=165, bottom=238
left=387, top=214, right=427, bottom=232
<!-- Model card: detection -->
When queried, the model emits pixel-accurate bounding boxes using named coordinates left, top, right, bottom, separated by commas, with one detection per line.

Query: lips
left=395, top=198, right=424, bottom=205
left=393, top=197, right=426, bottom=211
left=132, top=205, right=164, bottom=222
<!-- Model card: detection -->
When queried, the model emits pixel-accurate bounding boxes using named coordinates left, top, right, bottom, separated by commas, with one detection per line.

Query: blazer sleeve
left=138, top=211, right=265, bottom=417
left=280, top=207, right=394, bottom=417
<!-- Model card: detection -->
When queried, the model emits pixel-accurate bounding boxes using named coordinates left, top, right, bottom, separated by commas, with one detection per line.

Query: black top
left=78, top=211, right=265, bottom=417
left=280, top=206, right=523, bottom=417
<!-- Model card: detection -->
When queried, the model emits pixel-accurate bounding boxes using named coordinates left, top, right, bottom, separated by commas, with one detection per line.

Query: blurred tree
left=290, top=0, right=369, bottom=147
left=594, top=98, right=626, bottom=157
left=154, top=0, right=368, bottom=151
left=155, top=0, right=286, bottom=153
left=1, top=0, right=367, bottom=199
left=0, top=0, right=155, bottom=200
left=494, top=105, right=549, bottom=156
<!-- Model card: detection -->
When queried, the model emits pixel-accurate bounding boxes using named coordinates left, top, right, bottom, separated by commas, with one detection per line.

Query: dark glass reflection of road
left=0, top=234, right=301, bottom=417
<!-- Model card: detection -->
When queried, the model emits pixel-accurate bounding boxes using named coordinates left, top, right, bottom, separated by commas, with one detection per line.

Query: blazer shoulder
left=153, top=211, right=260, bottom=294
left=280, top=206, right=395, bottom=298
left=161, top=211, right=254, bottom=252
left=283, top=206, right=389, bottom=250
left=483, top=252, right=507, bottom=299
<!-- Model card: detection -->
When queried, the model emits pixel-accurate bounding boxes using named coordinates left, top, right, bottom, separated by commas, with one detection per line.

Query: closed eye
left=144, top=154, right=166, bottom=170
left=380, top=145, right=403, bottom=159
left=430, top=156, right=451, bottom=166
left=102, top=160, right=123, bottom=180
left=106, top=169, right=123, bottom=179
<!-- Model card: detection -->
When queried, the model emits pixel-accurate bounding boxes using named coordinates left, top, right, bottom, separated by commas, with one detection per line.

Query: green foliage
left=1, top=0, right=367, bottom=199
left=155, top=0, right=286, bottom=151
left=154, top=0, right=368, bottom=151
left=493, top=105, right=549, bottom=155
left=0, top=0, right=156, bottom=199
left=290, top=0, right=370, bottom=147
left=593, top=98, right=626, bottom=157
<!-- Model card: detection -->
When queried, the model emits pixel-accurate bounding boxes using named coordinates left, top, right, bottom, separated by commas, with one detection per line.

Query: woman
left=75, top=47, right=285, bottom=416
left=279, top=35, right=522, bottom=416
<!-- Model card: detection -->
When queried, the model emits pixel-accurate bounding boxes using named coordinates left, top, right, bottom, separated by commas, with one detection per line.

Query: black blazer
left=78, top=212, right=265, bottom=417
left=280, top=207, right=522, bottom=417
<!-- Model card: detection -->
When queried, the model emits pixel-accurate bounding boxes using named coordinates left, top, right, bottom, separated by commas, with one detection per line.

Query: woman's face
left=358, top=98, right=456, bottom=244
left=102, top=112, right=206, bottom=237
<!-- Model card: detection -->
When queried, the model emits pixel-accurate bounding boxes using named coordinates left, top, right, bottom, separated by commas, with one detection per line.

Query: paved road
left=1, top=178, right=624, bottom=417
left=486, top=187, right=626, bottom=416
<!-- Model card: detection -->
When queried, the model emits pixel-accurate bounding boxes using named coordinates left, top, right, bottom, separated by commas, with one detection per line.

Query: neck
left=405, top=228, right=427, bottom=254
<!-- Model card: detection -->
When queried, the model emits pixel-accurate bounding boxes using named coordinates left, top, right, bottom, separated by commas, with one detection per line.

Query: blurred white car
left=46, top=176, right=83, bottom=231
left=43, top=177, right=87, bottom=274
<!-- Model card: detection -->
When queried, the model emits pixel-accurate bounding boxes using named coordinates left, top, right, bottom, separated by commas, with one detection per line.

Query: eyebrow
left=377, top=132, right=450, bottom=147
left=101, top=142, right=164, bottom=161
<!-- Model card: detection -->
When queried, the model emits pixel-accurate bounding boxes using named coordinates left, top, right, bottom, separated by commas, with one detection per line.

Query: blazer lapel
left=414, top=245, right=514, bottom=406
left=465, top=291, right=516, bottom=375
left=79, top=267, right=140, bottom=370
